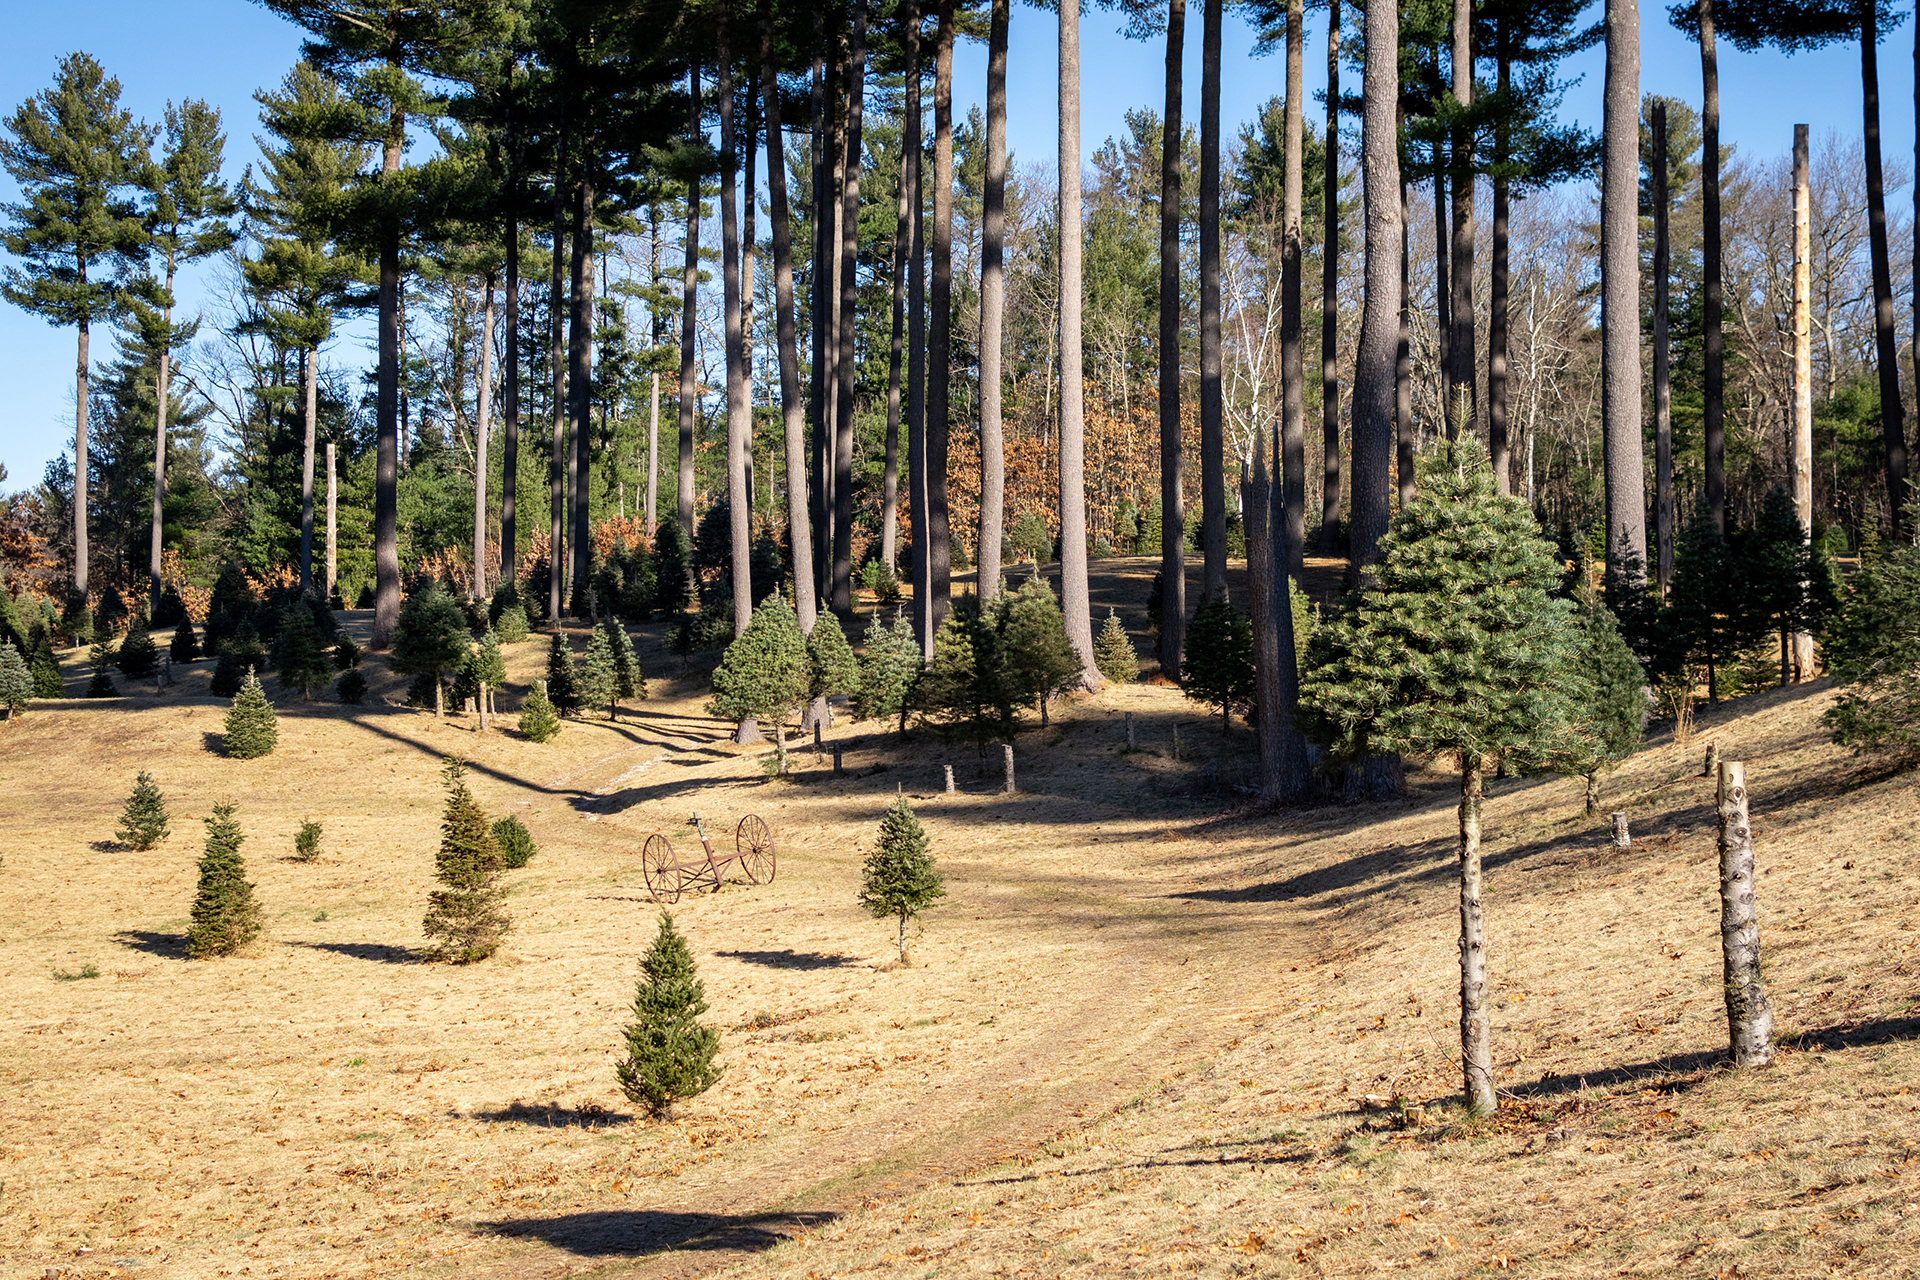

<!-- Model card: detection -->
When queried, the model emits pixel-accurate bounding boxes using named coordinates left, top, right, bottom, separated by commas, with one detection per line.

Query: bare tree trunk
left=1717, top=760, right=1774, bottom=1066
left=1861, top=8, right=1909, bottom=536
left=567, top=169, right=595, bottom=614
left=1158, top=0, right=1188, bottom=676
left=149, top=308, right=169, bottom=605
left=833, top=0, right=870, bottom=619
left=1198, top=0, right=1226, bottom=603
left=325, top=442, right=337, bottom=599
left=1432, top=144, right=1450, bottom=414
left=1351, top=0, right=1402, bottom=579
left=551, top=116, right=571, bottom=625
left=719, top=16, right=763, bottom=746
left=977, top=0, right=1010, bottom=602
left=1320, top=0, right=1342, bottom=544
left=1653, top=101, right=1674, bottom=594
left=1447, top=0, right=1476, bottom=443
left=1792, top=123, right=1815, bottom=676
left=645, top=371, right=657, bottom=536
left=1601, top=0, right=1648, bottom=584
left=1457, top=755, right=1495, bottom=1116
left=677, top=67, right=701, bottom=544
left=1488, top=28, right=1511, bottom=494
left=372, top=102, right=404, bottom=648
left=1396, top=171, right=1415, bottom=508
left=1698, top=0, right=1725, bottom=533
left=883, top=48, right=910, bottom=577
left=1245, top=451, right=1309, bottom=803
left=819, top=34, right=844, bottom=606
left=903, top=7, right=931, bottom=658
left=299, top=346, right=318, bottom=596
left=928, top=0, right=957, bottom=632
left=473, top=274, right=495, bottom=600
left=1279, top=0, right=1306, bottom=581
left=1059, top=0, right=1098, bottom=684
left=502, top=186, right=521, bottom=584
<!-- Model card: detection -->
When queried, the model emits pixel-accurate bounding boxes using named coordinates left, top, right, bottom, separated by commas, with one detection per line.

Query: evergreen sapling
left=116, top=771, right=170, bottom=849
left=545, top=632, right=580, bottom=715
left=1093, top=608, right=1140, bottom=684
left=293, top=818, right=322, bottom=862
left=0, top=641, right=31, bottom=718
left=187, top=803, right=262, bottom=958
left=390, top=583, right=472, bottom=717
left=85, top=643, right=117, bottom=697
left=860, top=794, right=946, bottom=963
left=29, top=630, right=63, bottom=697
left=1555, top=591, right=1648, bottom=815
left=273, top=604, right=331, bottom=699
left=335, top=668, right=367, bottom=703
left=471, top=630, right=507, bottom=728
left=574, top=627, right=618, bottom=719
left=853, top=611, right=922, bottom=728
left=998, top=575, right=1082, bottom=723
left=518, top=679, right=561, bottom=742
left=1181, top=598, right=1254, bottom=730
left=806, top=611, right=861, bottom=709
left=615, top=911, right=723, bottom=1119
left=492, top=814, right=536, bottom=868
left=422, top=757, right=508, bottom=962
left=223, top=671, right=279, bottom=758
left=708, top=594, right=812, bottom=770
left=169, top=615, right=201, bottom=662
left=116, top=618, right=158, bottom=679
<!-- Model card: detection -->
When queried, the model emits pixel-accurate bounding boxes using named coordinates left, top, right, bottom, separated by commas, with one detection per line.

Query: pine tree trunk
left=645, top=370, right=657, bottom=535
left=1198, top=0, right=1227, bottom=603
left=819, top=37, right=844, bottom=607
left=1245, top=455, right=1308, bottom=803
left=1058, top=0, right=1099, bottom=685
left=1279, top=0, right=1306, bottom=582
left=473, top=275, right=495, bottom=600
left=718, top=20, right=761, bottom=749
left=1698, top=0, right=1725, bottom=533
left=883, top=31, right=910, bottom=578
left=1601, top=0, right=1648, bottom=584
left=977, top=0, right=1010, bottom=602
left=1158, top=0, right=1188, bottom=676
left=833, top=0, right=870, bottom=620
left=299, top=346, right=318, bottom=596
left=1653, top=101, right=1674, bottom=595
left=567, top=170, right=595, bottom=613
left=928, top=0, right=957, bottom=633
left=677, top=68, right=701, bottom=544
left=434, top=668, right=445, bottom=718
left=808, top=36, right=833, bottom=606
left=1488, top=31, right=1511, bottom=495
left=1320, top=1, right=1342, bottom=544
left=1447, top=0, right=1475, bottom=443
left=503, top=178, right=521, bottom=584
left=1792, top=124, right=1815, bottom=675
left=1396, top=170, right=1415, bottom=508
left=1861, top=9, right=1909, bottom=535
left=1717, top=761, right=1774, bottom=1066
left=325, top=442, right=337, bottom=599
left=149, top=300, right=170, bottom=605
left=1585, top=770, right=1599, bottom=816
left=372, top=96, right=405, bottom=648
left=903, top=9, right=931, bottom=659
left=551, top=114, right=571, bottom=625
left=1432, top=144, right=1450, bottom=409
left=1457, top=754, right=1495, bottom=1115
left=1350, top=0, right=1401, bottom=578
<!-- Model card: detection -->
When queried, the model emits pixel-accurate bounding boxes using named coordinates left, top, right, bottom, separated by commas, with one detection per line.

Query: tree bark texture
left=1158, top=0, right=1188, bottom=676
left=1458, top=756, right=1496, bottom=1116
left=1699, top=0, right=1725, bottom=533
left=1792, top=123, right=1815, bottom=676
left=372, top=100, right=404, bottom=648
left=551, top=116, right=571, bottom=624
left=566, top=171, right=595, bottom=612
left=677, top=68, right=701, bottom=542
left=1653, top=102, right=1674, bottom=595
left=883, top=33, right=910, bottom=577
left=819, top=36, right=845, bottom=605
left=1717, top=761, right=1774, bottom=1067
left=1245, top=452, right=1309, bottom=803
left=807, top=37, right=832, bottom=602
left=149, top=322, right=169, bottom=603
left=1320, top=0, right=1342, bottom=541
left=928, top=0, right=957, bottom=633
left=1860, top=8, right=1909, bottom=535
left=1396, top=175, right=1415, bottom=509
left=1198, top=0, right=1227, bottom=603
left=1488, top=27, right=1511, bottom=494
left=833, top=0, right=870, bottom=620
left=325, top=441, right=337, bottom=597
left=1600, top=0, right=1648, bottom=585
left=299, top=346, right=318, bottom=596
left=502, top=193, right=521, bottom=583
left=472, top=276, right=495, bottom=600
left=718, top=16, right=762, bottom=747
left=977, top=0, right=1010, bottom=601
left=1059, top=0, right=1099, bottom=684
left=1447, top=0, right=1476, bottom=443
left=904, top=10, right=931, bottom=657
left=1279, top=0, right=1306, bottom=581
left=1351, top=0, right=1402, bottom=579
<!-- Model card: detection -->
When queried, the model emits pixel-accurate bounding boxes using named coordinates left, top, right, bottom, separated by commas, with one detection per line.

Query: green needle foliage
left=600, top=619, right=643, bottom=702
left=187, top=803, right=262, bottom=958
left=615, top=911, right=722, bottom=1119
left=273, top=604, right=332, bottom=699
left=1181, top=598, right=1254, bottom=729
left=332, top=632, right=360, bottom=670
left=390, top=583, right=472, bottom=717
left=1554, top=590, right=1648, bottom=815
left=492, top=814, right=536, bottom=868
left=116, top=619, right=158, bottom=679
left=574, top=627, right=618, bottom=718
left=0, top=641, right=31, bottom=718
left=1093, top=609, right=1140, bottom=684
left=29, top=630, right=63, bottom=697
left=422, top=757, right=507, bottom=963
left=334, top=668, right=367, bottom=703
left=169, top=616, right=201, bottom=662
left=709, top=593, right=811, bottom=762
left=1823, top=527, right=1920, bottom=761
left=517, top=680, right=561, bottom=742
left=85, top=644, right=118, bottom=697
left=860, top=794, right=946, bottom=963
left=293, top=819, right=322, bottom=862
left=998, top=576, right=1083, bottom=722
left=544, top=633, right=579, bottom=716
left=853, top=611, right=922, bottom=727
left=223, top=671, right=279, bottom=758
left=916, top=595, right=1013, bottom=750
left=116, top=771, right=170, bottom=850
left=806, top=611, right=861, bottom=704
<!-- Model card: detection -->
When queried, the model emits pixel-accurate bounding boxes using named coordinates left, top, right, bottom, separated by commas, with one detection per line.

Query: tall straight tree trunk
left=832, top=0, right=869, bottom=619
left=1278, top=0, right=1306, bottom=581
left=1059, top=0, right=1099, bottom=684
left=928, top=0, right=957, bottom=632
left=550, top=118, right=571, bottom=625
left=1245, top=448, right=1308, bottom=802
left=502, top=191, right=521, bottom=583
left=372, top=97, right=404, bottom=648
left=762, top=0, right=818, bottom=642
left=1352, top=0, right=1402, bottom=578
left=473, top=274, right=495, bottom=600
left=1861, top=8, right=1909, bottom=535
left=818, top=32, right=845, bottom=606
left=298, top=347, right=317, bottom=595
left=1456, top=755, right=1496, bottom=1116
left=1198, top=0, right=1226, bottom=603
left=1601, top=0, right=1648, bottom=584
left=1396, top=170, right=1415, bottom=507
left=1792, top=123, right=1815, bottom=676
left=883, top=26, right=912, bottom=577
left=1653, top=101, right=1674, bottom=595
left=1447, top=0, right=1476, bottom=442
left=1698, top=0, right=1725, bottom=532
left=325, top=441, right=337, bottom=598
left=1320, top=0, right=1342, bottom=545
left=807, top=39, right=831, bottom=602
left=1488, top=28, right=1512, bottom=494
left=1432, top=142, right=1450, bottom=409
left=677, top=76, right=703, bottom=569
left=718, top=16, right=763, bottom=745
left=149, top=299, right=170, bottom=605
left=1158, top=0, right=1188, bottom=677
left=904, top=9, right=932, bottom=658
left=977, top=0, right=1010, bottom=602
left=567, top=170, right=595, bottom=613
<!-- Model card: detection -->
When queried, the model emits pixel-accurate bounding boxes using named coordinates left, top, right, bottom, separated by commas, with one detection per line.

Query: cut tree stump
left=1003, top=744, right=1015, bottom=794
left=1611, top=812, right=1631, bottom=850
left=1717, top=760, right=1775, bottom=1067
left=944, top=764, right=955, bottom=794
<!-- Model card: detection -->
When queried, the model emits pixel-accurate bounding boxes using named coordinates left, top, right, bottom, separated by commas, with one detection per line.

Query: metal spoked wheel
left=737, top=814, right=776, bottom=885
left=641, top=833, right=681, bottom=903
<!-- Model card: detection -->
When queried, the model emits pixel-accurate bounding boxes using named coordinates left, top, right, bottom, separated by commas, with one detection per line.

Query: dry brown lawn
left=3, top=564, right=1918, bottom=1280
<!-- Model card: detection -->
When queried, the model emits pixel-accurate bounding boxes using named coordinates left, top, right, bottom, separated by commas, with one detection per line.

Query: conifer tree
left=293, top=818, right=321, bottom=862
left=518, top=679, right=561, bottom=742
left=806, top=610, right=860, bottom=708
left=0, top=641, right=32, bottom=718
left=574, top=627, right=618, bottom=719
left=600, top=619, right=643, bottom=703
left=1181, top=598, right=1254, bottom=730
left=390, top=582, right=472, bottom=717
left=115, top=771, right=169, bottom=849
left=1093, top=608, right=1140, bottom=684
left=650, top=515, right=693, bottom=616
left=169, top=614, right=201, bottom=662
left=853, top=611, right=923, bottom=728
left=998, top=575, right=1082, bottom=724
left=334, top=668, right=367, bottom=703
left=915, top=595, right=1013, bottom=751
left=186, top=802, right=262, bottom=958
left=708, top=594, right=812, bottom=769
left=470, top=630, right=507, bottom=728
left=28, top=629, right=63, bottom=697
left=1301, top=443, right=1576, bottom=1117
left=1555, top=591, right=1648, bottom=815
left=422, top=756, right=507, bottom=963
left=860, top=794, right=946, bottom=962
left=272, top=604, right=331, bottom=699
left=1662, top=510, right=1765, bottom=702
left=116, top=618, right=158, bottom=679
left=544, top=632, right=579, bottom=715
left=615, top=911, right=722, bottom=1119
left=223, top=671, right=279, bottom=759
left=1823, top=530, right=1920, bottom=761
left=332, top=631, right=359, bottom=670
left=492, top=814, right=536, bottom=868
left=85, top=644, right=117, bottom=697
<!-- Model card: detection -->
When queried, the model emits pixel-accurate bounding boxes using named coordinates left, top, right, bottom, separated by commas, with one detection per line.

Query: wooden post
left=814, top=720, right=824, bottom=757
left=1172, top=724, right=1182, bottom=761
left=1717, top=761, right=1774, bottom=1066
left=1790, top=124, right=1815, bottom=679
left=944, top=763, right=955, bottom=793
left=1125, top=710, right=1135, bottom=750
left=324, top=442, right=337, bottom=601
left=1002, top=743, right=1015, bottom=793
left=832, top=745, right=843, bottom=776
left=1702, top=740, right=1718, bottom=778
left=1610, top=812, right=1631, bottom=850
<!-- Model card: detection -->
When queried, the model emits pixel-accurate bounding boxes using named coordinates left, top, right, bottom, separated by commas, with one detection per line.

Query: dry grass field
left=3, top=560, right=1918, bottom=1280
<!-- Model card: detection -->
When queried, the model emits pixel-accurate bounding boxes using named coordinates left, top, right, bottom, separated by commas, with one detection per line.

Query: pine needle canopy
left=616, top=910, right=722, bottom=1117
left=1302, top=443, right=1578, bottom=768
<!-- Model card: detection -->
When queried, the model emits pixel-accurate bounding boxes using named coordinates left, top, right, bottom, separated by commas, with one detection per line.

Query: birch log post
left=1002, top=744, right=1015, bottom=794
left=1717, top=760, right=1774, bottom=1066
left=1457, top=754, right=1496, bottom=1115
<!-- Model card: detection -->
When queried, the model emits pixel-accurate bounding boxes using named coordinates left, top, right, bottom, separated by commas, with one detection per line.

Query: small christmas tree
left=615, top=911, right=723, bottom=1119
left=471, top=630, right=508, bottom=726
left=998, top=575, right=1085, bottom=722
left=916, top=596, right=1012, bottom=749
left=1181, top=598, right=1254, bottom=730
left=806, top=610, right=861, bottom=711
left=187, top=803, right=263, bottom=958
left=1824, top=528, right=1920, bottom=761
left=708, top=593, right=812, bottom=769
left=574, top=627, right=618, bottom=718
left=1554, top=591, right=1648, bottom=815
left=335, top=669, right=368, bottom=703
left=601, top=619, right=644, bottom=703
left=494, top=602, right=529, bottom=643
left=860, top=794, right=946, bottom=962
left=390, top=584, right=473, bottom=717
left=422, top=757, right=508, bottom=962
left=1093, top=608, right=1139, bottom=684
left=169, top=615, right=201, bottom=662
left=85, top=644, right=118, bottom=697
left=0, top=641, right=31, bottom=719
left=223, top=672, right=279, bottom=759
left=545, top=632, right=580, bottom=715
left=116, top=619, right=159, bottom=679
left=332, top=632, right=360, bottom=670
left=518, top=679, right=561, bottom=742
left=273, top=604, right=332, bottom=699
left=60, top=593, right=92, bottom=648
left=116, top=771, right=170, bottom=849
left=853, top=611, right=922, bottom=728
left=29, top=629, right=64, bottom=697
left=492, top=814, right=537, bottom=868
left=293, top=818, right=322, bottom=862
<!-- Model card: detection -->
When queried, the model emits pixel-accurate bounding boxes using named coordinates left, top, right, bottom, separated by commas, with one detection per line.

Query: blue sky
left=0, top=0, right=1907, bottom=489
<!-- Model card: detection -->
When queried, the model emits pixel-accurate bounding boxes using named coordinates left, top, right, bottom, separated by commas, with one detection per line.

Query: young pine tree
left=998, top=575, right=1083, bottom=723
left=29, top=629, right=64, bottom=697
left=186, top=802, right=262, bottom=958
left=914, top=595, right=1013, bottom=751
left=390, top=583, right=472, bottom=717
left=116, top=618, right=158, bottom=679
left=492, top=814, right=536, bottom=868
left=544, top=632, right=580, bottom=716
left=116, top=770, right=170, bottom=849
left=421, top=756, right=508, bottom=962
left=1301, top=443, right=1576, bottom=1117
left=574, top=627, right=618, bottom=719
left=293, top=818, right=322, bottom=862
left=1555, top=591, right=1648, bottom=816
left=517, top=679, right=561, bottom=742
left=169, top=614, right=201, bottom=662
left=615, top=911, right=722, bottom=1119
left=860, top=794, right=946, bottom=963
left=273, top=604, right=331, bottom=699
left=708, top=594, right=812, bottom=769
left=1181, top=598, right=1254, bottom=731
left=853, top=611, right=923, bottom=729
left=223, top=671, right=279, bottom=758
left=807, top=610, right=861, bottom=710
left=1093, top=608, right=1140, bottom=685
left=1823, top=530, right=1920, bottom=761
left=0, top=641, right=31, bottom=718
left=600, top=619, right=644, bottom=704
left=85, top=643, right=118, bottom=697
left=471, top=630, right=507, bottom=728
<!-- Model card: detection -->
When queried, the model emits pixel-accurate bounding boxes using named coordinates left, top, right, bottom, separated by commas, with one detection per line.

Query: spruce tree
left=223, top=671, right=279, bottom=758
left=492, top=814, right=536, bottom=868
left=186, top=802, right=262, bottom=958
left=853, top=612, right=923, bottom=727
left=422, top=757, right=507, bottom=962
left=334, top=668, right=367, bottom=703
left=915, top=596, right=1013, bottom=751
left=494, top=601, right=529, bottom=642
left=1662, top=511, right=1765, bottom=703
left=998, top=575, right=1083, bottom=723
left=806, top=611, right=861, bottom=706
left=169, top=615, right=201, bottom=662
left=116, top=618, right=158, bottom=679
left=544, top=632, right=580, bottom=715
left=1181, top=598, right=1254, bottom=730
left=272, top=604, right=331, bottom=699
left=1300, top=443, right=1576, bottom=1117
left=332, top=631, right=360, bottom=670
left=85, top=644, right=117, bottom=697
left=61, top=594, right=93, bottom=649
left=708, top=594, right=812, bottom=768
left=860, top=794, right=946, bottom=963
left=29, top=629, right=63, bottom=697
left=115, top=771, right=169, bottom=849
left=1823, top=531, right=1920, bottom=761
left=600, top=619, right=643, bottom=703
left=650, top=515, right=693, bottom=616
left=574, top=627, right=618, bottom=719
left=293, top=818, right=321, bottom=862
left=518, top=679, right=561, bottom=742
left=0, top=641, right=31, bottom=718
left=390, top=583, right=472, bottom=717
left=1554, top=591, right=1648, bottom=815
left=1093, top=608, right=1140, bottom=684
left=615, top=911, right=722, bottom=1119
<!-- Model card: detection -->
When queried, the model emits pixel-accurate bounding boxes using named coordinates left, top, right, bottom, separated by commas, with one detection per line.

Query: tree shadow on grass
left=469, top=1100, right=634, bottom=1128
left=475, top=1209, right=839, bottom=1258
left=286, top=940, right=420, bottom=964
left=113, top=929, right=187, bottom=958
left=714, top=949, right=859, bottom=970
